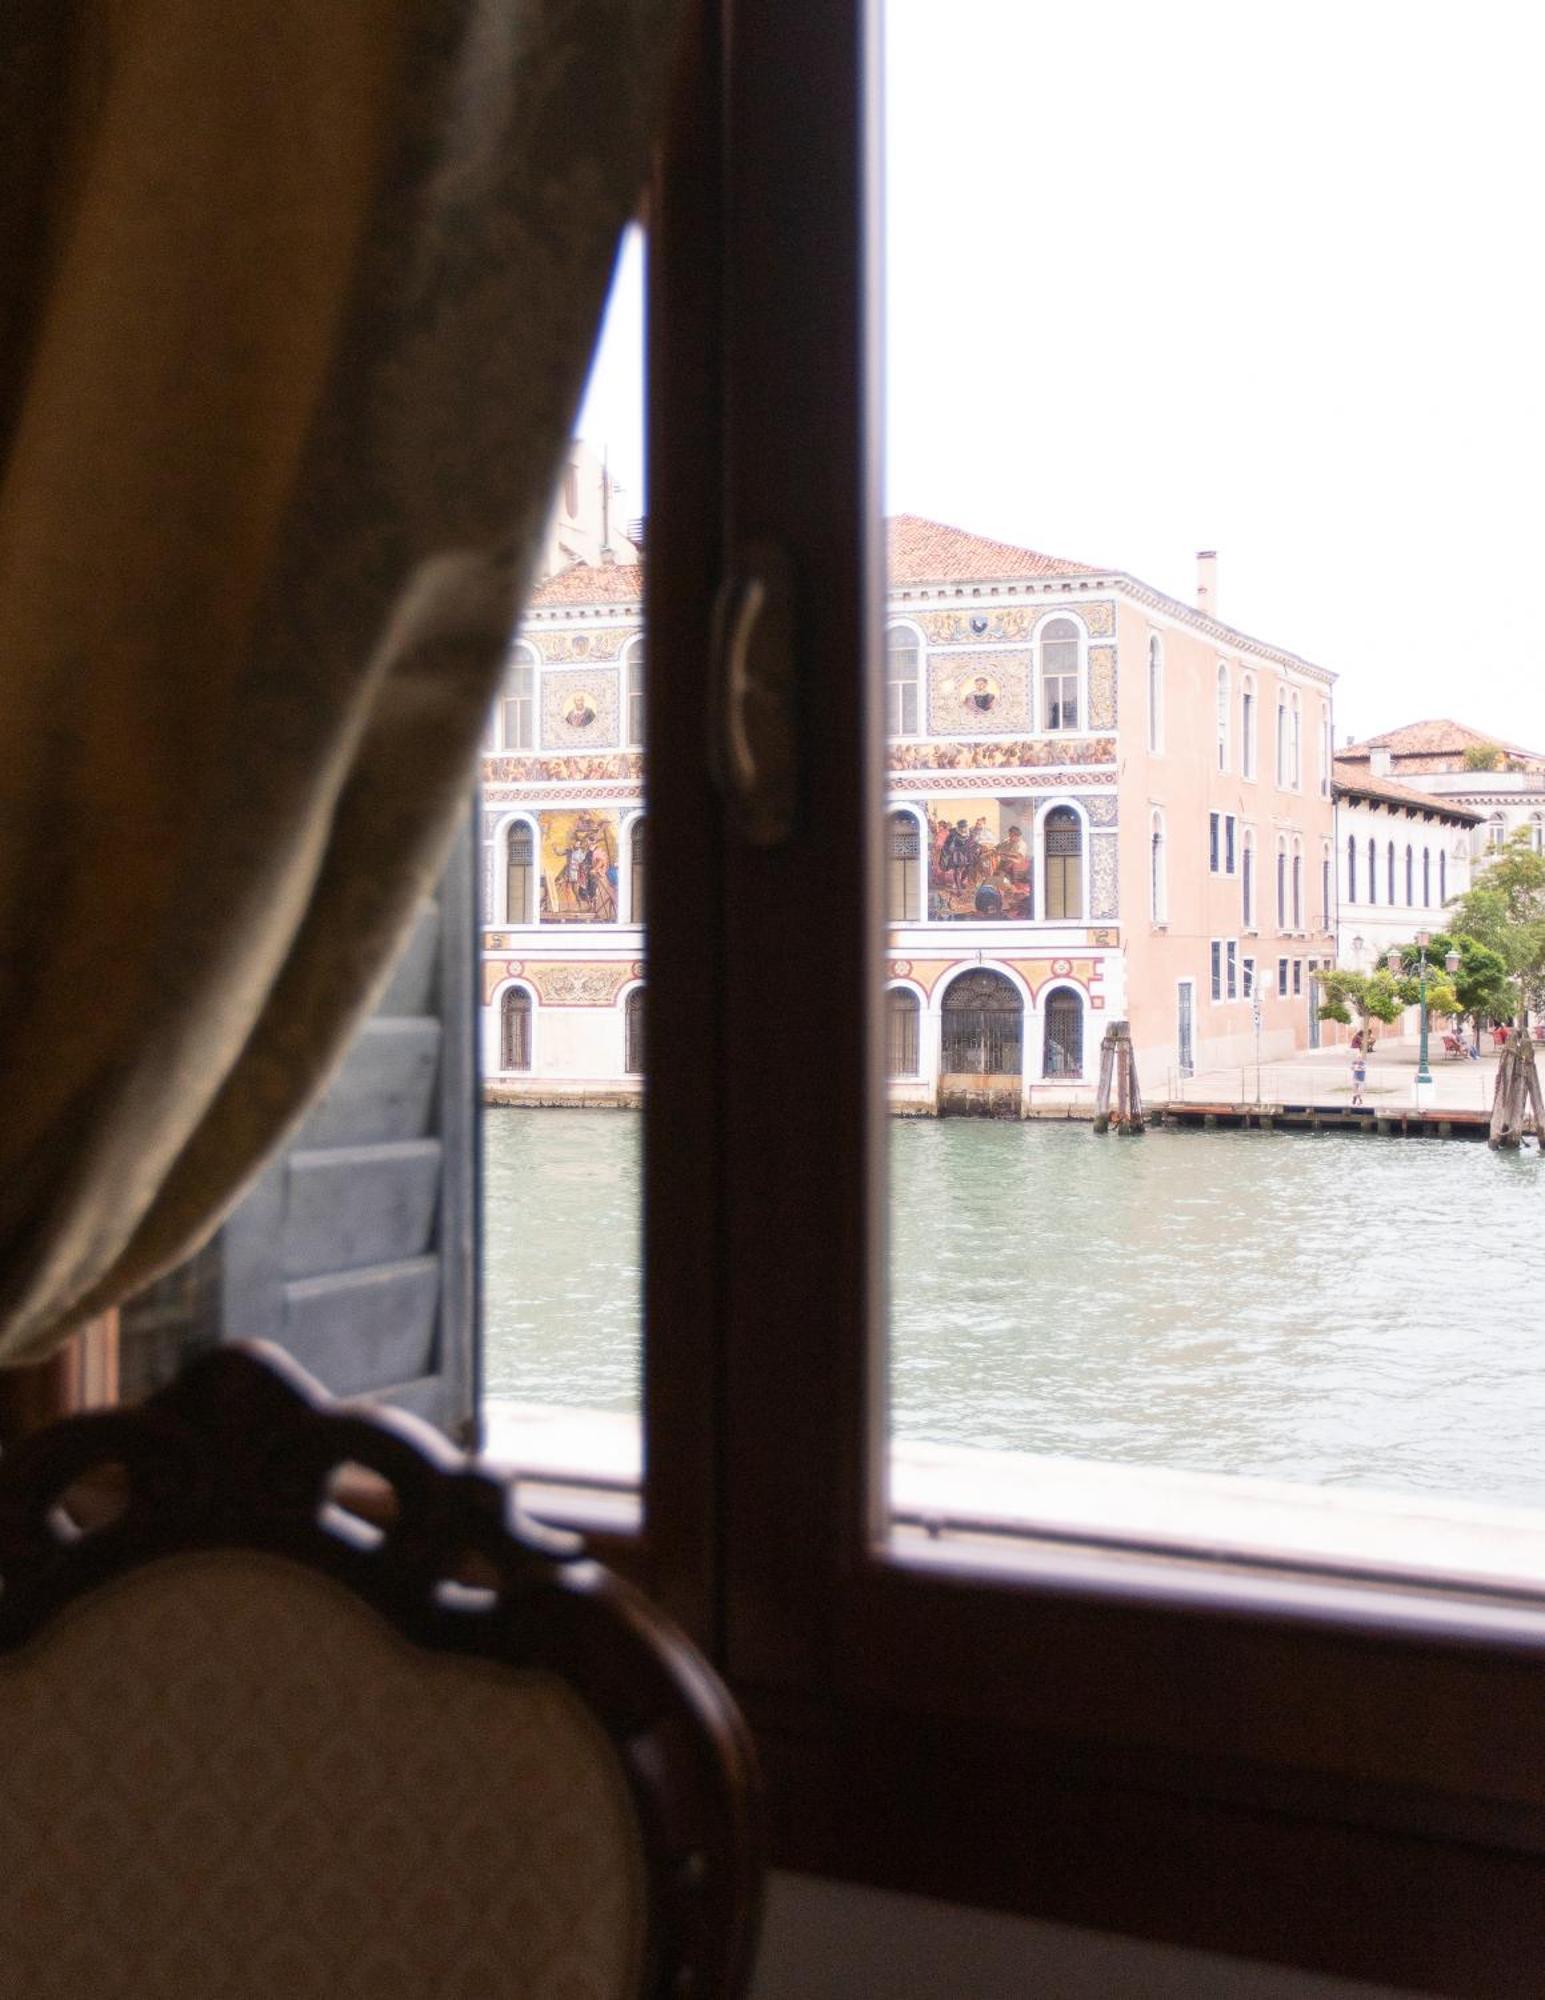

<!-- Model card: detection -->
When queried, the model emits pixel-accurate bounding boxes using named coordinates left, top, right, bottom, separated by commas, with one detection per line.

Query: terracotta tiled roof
left=527, top=562, right=644, bottom=607
left=1341, top=719, right=1545, bottom=767
left=1331, top=760, right=1482, bottom=824
left=522, top=519, right=1094, bottom=609
left=885, top=514, right=1095, bottom=584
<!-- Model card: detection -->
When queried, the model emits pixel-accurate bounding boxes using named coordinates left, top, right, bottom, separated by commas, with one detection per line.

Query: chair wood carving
left=0, top=1345, right=761, bottom=1999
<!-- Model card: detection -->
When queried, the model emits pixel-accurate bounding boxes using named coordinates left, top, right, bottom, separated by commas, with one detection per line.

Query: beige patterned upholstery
left=0, top=1550, right=645, bottom=1999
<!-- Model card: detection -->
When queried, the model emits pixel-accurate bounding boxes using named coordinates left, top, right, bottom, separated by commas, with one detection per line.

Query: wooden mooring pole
left=1489, top=1036, right=1545, bottom=1149
left=1093, top=1020, right=1145, bottom=1135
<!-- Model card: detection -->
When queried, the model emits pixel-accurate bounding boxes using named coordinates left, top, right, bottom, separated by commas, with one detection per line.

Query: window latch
left=710, top=542, right=797, bottom=846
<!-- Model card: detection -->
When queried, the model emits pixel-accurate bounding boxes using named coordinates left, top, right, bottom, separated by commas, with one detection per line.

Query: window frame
left=884, top=619, right=923, bottom=738
left=639, top=7, right=1545, bottom=1987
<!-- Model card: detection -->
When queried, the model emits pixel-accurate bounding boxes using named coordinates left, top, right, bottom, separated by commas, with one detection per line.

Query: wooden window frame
left=634, top=3, right=1545, bottom=1990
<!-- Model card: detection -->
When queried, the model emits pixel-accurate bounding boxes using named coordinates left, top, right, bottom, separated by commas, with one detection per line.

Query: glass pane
left=881, top=1, right=1545, bottom=1590
left=480, top=227, right=646, bottom=1506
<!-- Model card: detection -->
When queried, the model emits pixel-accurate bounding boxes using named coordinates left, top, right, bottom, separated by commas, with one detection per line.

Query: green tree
left=1315, top=967, right=1410, bottom=1058
left=1388, top=932, right=1512, bottom=1052
left=1463, top=742, right=1504, bottom=771
left=1446, top=832, right=1545, bottom=1024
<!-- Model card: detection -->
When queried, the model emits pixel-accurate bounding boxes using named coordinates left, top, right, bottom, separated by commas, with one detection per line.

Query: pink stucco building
left=478, top=518, right=1338, bottom=1110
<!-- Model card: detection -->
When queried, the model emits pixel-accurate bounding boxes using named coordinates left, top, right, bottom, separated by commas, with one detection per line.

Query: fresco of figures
left=927, top=796, right=1034, bottom=921
left=539, top=809, right=620, bottom=922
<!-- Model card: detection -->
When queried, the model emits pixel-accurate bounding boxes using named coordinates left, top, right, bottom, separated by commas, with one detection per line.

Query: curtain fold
left=0, top=0, right=683, bottom=1366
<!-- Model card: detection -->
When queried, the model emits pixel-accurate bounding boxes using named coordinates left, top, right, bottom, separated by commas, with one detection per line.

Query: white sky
left=577, top=1, right=1545, bottom=749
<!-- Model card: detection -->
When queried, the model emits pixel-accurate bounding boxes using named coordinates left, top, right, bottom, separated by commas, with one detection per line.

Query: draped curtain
left=0, top=0, right=684, bottom=1366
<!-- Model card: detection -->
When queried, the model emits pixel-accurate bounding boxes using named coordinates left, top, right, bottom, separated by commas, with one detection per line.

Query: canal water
left=483, top=1109, right=1545, bottom=1511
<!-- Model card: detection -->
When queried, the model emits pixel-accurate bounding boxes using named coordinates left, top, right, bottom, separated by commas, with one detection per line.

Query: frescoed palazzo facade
left=480, top=516, right=1336, bottom=1112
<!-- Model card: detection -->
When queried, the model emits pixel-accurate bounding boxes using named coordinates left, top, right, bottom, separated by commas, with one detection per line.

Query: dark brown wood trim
left=642, top=0, right=731, bottom=1657
left=0, top=1343, right=763, bottom=1999
left=715, top=0, right=886, bottom=1692
left=747, top=1689, right=1545, bottom=2000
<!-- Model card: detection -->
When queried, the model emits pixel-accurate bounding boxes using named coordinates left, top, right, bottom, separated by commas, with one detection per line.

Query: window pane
left=480, top=230, right=647, bottom=1500
left=881, top=0, right=1545, bottom=1590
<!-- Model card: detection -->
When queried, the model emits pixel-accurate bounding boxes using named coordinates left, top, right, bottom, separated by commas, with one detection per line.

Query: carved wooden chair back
left=0, top=1345, right=761, bottom=1999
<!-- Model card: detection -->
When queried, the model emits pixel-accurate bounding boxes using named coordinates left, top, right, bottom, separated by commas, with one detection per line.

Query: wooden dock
left=1156, top=1101, right=1493, bottom=1139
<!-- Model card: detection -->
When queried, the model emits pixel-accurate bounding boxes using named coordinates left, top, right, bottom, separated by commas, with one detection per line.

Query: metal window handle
left=710, top=542, right=797, bottom=846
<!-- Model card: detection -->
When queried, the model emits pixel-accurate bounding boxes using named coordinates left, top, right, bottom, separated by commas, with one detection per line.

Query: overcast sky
left=578, top=1, right=1545, bottom=750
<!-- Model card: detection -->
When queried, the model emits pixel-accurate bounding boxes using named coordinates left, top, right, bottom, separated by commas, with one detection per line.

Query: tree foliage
left=1387, top=932, right=1513, bottom=1042
left=1446, top=833, right=1545, bottom=1018
left=1316, top=967, right=1410, bottom=1050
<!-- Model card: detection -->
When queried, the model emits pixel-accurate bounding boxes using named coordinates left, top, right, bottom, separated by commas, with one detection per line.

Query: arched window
left=1241, top=675, right=1256, bottom=780
left=1276, top=836, right=1287, bottom=930
left=624, top=636, right=646, bottom=749
left=1043, top=805, right=1083, bottom=919
left=505, top=819, right=535, bottom=924
left=1533, top=813, right=1545, bottom=856
left=887, top=810, right=921, bottom=921
left=1150, top=809, right=1167, bottom=922
left=1242, top=827, right=1255, bottom=930
left=624, top=987, right=645, bottom=1076
left=1322, top=845, right=1332, bottom=930
left=1275, top=689, right=1288, bottom=786
left=1039, top=618, right=1082, bottom=732
left=1292, top=838, right=1303, bottom=931
left=1404, top=843, right=1414, bottom=906
left=1216, top=664, right=1230, bottom=772
left=1386, top=840, right=1396, bottom=904
left=941, top=969, right=1023, bottom=1075
left=628, top=816, right=646, bottom=924
left=886, top=625, right=921, bottom=737
left=1042, top=987, right=1084, bottom=1079
left=887, top=987, right=921, bottom=1078
left=1488, top=812, right=1506, bottom=853
left=1422, top=846, right=1431, bottom=907
left=1290, top=693, right=1303, bottom=787
left=498, top=643, right=537, bottom=751
left=1367, top=837, right=1377, bottom=905
left=1319, top=703, right=1331, bottom=798
left=1147, top=636, right=1164, bottom=752
left=500, top=986, right=532, bottom=1072
left=1347, top=833, right=1358, bottom=903
left=1440, top=849, right=1447, bottom=903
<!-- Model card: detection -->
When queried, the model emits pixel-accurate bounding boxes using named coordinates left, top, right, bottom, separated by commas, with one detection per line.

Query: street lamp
left=1253, top=969, right=1275, bottom=1104
left=1387, top=931, right=1458, bottom=1099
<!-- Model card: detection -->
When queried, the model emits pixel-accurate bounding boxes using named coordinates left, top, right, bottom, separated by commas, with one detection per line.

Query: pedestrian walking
left=1350, top=1049, right=1368, bottom=1106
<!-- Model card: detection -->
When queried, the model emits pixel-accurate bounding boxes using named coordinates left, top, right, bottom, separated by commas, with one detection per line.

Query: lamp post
left=1388, top=933, right=1460, bottom=1108
left=1253, top=969, right=1275, bottom=1104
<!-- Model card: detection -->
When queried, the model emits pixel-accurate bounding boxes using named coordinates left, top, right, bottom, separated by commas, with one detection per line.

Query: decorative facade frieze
left=914, top=599, right=1116, bottom=644
left=889, top=735, right=1116, bottom=774
left=1082, top=795, right=1120, bottom=827
left=532, top=628, right=631, bottom=662
left=481, top=959, right=642, bottom=1006
left=890, top=769, right=1110, bottom=793
left=483, top=753, right=644, bottom=787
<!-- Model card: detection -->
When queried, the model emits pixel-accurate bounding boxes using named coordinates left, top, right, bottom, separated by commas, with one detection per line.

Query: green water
left=483, top=1108, right=1545, bottom=1510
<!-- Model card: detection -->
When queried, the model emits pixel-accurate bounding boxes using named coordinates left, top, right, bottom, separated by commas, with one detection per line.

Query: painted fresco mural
left=539, top=809, right=620, bottom=922
left=925, top=796, right=1037, bottom=920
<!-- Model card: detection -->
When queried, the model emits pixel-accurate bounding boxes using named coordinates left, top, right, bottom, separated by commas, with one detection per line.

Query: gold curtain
left=0, top=0, right=682, bottom=1366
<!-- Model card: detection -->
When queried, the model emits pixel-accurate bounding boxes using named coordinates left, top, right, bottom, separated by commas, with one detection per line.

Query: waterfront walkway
left=1163, top=1036, right=1503, bottom=1116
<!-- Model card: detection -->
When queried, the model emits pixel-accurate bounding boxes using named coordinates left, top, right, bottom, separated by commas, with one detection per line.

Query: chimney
left=1370, top=746, right=1392, bottom=777
left=1196, top=550, right=1218, bottom=621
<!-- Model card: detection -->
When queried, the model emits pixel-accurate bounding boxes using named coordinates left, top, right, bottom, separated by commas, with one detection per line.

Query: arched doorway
left=941, top=970, right=1022, bottom=1078
left=1042, top=986, right=1084, bottom=1079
